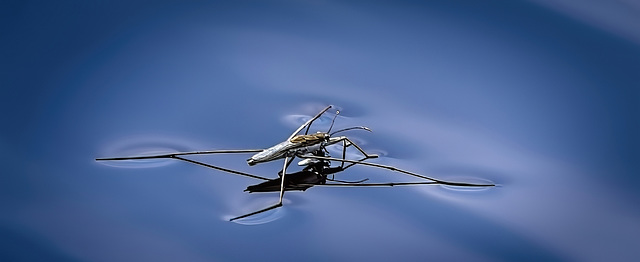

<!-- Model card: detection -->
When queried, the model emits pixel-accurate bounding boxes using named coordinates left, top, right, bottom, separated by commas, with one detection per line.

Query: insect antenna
left=303, top=105, right=333, bottom=135
left=327, top=110, right=340, bottom=134
left=330, top=126, right=372, bottom=136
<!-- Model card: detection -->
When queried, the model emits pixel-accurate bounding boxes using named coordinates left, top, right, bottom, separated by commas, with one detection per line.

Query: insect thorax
left=289, top=133, right=329, bottom=145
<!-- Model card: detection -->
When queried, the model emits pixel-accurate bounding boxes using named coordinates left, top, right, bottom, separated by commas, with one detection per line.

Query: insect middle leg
left=230, top=156, right=290, bottom=221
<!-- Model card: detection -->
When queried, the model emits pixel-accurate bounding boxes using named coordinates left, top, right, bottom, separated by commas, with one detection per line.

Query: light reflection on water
left=97, top=157, right=174, bottom=168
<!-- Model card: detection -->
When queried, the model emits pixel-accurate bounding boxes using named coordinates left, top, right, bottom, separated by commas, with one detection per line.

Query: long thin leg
left=277, top=157, right=295, bottom=177
left=230, top=157, right=290, bottom=221
left=327, top=137, right=377, bottom=168
left=329, top=136, right=378, bottom=159
left=95, top=149, right=264, bottom=161
left=229, top=202, right=283, bottom=222
left=342, top=137, right=377, bottom=159
left=278, top=157, right=288, bottom=203
left=172, top=156, right=269, bottom=181
left=340, top=140, right=347, bottom=168
left=341, top=156, right=370, bottom=170
left=299, top=155, right=495, bottom=187
left=97, top=150, right=270, bottom=180
left=314, top=181, right=440, bottom=187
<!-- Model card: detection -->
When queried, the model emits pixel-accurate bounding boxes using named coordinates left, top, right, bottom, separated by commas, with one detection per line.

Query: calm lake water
left=2, top=1, right=639, bottom=261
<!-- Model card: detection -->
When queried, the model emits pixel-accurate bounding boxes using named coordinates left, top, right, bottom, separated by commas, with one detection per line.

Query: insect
left=96, top=105, right=494, bottom=221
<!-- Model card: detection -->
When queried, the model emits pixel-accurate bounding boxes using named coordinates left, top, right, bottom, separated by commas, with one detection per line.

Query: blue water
left=2, top=1, right=639, bottom=261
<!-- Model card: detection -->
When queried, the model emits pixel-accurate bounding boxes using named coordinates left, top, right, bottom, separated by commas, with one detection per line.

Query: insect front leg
left=329, top=136, right=378, bottom=167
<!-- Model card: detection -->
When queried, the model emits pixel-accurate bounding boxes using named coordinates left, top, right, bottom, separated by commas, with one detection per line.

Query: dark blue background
left=2, top=0, right=639, bottom=261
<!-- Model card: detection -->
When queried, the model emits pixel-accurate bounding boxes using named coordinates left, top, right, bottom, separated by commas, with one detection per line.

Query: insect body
left=247, top=133, right=328, bottom=166
left=96, top=105, right=494, bottom=221
left=248, top=131, right=374, bottom=165
left=247, top=107, right=375, bottom=167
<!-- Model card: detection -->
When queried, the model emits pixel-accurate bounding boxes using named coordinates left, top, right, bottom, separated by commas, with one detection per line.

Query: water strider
left=96, top=105, right=494, bottom=221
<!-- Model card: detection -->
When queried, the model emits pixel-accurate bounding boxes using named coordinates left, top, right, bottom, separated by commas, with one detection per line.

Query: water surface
left=2, top=1, right=639, bottom=261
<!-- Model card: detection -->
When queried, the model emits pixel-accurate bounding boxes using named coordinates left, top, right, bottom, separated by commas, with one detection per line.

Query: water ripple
left=224, top=197, right=290, bottom=225
left=438, top=177, right=497, bottom=192
left=97, top=137, right=194, bottom=168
